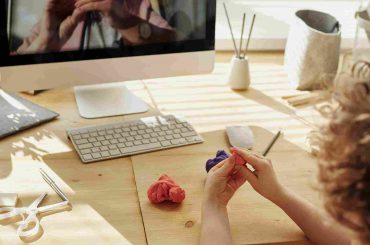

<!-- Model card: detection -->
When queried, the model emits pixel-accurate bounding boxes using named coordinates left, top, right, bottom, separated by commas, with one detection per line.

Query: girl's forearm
left=274, top=188, right=351, bottom=245
left=200, top=200, right=233, bottom=245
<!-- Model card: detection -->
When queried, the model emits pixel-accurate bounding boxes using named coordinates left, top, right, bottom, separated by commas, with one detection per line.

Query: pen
left=262, top=130, right=281, bottom=156
left=40, top=168, right=69, bottom=202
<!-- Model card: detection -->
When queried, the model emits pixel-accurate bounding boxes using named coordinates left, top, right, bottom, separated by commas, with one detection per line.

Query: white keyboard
left=67, top=115, right=203, bottom=163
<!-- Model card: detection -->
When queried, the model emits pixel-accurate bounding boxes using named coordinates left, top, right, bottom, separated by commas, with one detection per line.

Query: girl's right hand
left=231, top=147, right=288, bottom=205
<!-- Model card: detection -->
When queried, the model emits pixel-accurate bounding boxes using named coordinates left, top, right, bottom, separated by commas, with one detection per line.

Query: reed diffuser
left=223, top=2, right=256, bottom=90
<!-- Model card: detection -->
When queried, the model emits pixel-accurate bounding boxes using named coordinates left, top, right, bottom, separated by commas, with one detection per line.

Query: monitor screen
left=0, top=0, right=215, bottom=67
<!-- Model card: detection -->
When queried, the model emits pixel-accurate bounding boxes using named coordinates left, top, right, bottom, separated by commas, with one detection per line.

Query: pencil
left=223, top=2, right=239, bottom=57
left=262, top=130, right=281, bottom=156
left=40, top=168, right=69, bottom=202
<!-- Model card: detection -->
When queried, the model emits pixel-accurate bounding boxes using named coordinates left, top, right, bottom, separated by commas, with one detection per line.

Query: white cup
left=228, top=56, right=251, bottom=91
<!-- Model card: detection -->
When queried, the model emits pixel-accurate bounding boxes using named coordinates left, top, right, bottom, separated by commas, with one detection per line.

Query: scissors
left=0, top=193, right=69, bottom=238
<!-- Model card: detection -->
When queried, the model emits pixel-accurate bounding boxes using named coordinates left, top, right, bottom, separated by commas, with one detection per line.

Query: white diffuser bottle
left=228, top=55, right=251, bottom=91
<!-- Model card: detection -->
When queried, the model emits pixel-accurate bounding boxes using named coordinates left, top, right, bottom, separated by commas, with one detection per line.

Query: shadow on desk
left=42, top=149, right=147, bottom=245
left=0, top=127, right=55, bottom=179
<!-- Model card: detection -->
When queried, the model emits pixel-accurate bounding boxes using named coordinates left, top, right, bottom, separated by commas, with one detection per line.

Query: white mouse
left=226, top=126, right=254, bottom=149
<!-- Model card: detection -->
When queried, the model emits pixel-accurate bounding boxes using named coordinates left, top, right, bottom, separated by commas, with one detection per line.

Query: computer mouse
left=226, top=126, right=254, bottom=149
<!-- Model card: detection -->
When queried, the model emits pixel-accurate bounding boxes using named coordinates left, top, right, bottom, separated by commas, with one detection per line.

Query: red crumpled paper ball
left=147, top=174, right=185, bottom=204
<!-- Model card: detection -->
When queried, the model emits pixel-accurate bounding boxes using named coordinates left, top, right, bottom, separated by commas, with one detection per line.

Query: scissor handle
left=17, top=213, right=40, bottom=238
left=0, top=207, right=26, bottom=220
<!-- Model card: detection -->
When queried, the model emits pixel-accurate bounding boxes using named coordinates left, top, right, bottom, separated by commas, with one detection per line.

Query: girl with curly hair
left=201, top=63, right=370, bottom=245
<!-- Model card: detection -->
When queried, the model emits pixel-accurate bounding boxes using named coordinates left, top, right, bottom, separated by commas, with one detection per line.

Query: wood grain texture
left=132, top=128, right=319, bottom=245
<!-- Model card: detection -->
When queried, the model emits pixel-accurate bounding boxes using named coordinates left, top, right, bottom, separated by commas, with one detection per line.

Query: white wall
left=216, top=0, right=363, bottom=50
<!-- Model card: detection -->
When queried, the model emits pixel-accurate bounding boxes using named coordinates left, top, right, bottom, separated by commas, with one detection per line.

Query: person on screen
left=15, top=0, right=179, bottom=54
left=201, top=71, right=370, bottom=245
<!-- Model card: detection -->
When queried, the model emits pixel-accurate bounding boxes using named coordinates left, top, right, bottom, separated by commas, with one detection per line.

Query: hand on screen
left=75, top=0, right=150, bottom=29
left=17, top=0, right=85, bottom=54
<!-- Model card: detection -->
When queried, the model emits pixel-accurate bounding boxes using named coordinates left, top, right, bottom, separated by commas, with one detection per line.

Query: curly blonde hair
left=313, top=64, right=370, bottom=243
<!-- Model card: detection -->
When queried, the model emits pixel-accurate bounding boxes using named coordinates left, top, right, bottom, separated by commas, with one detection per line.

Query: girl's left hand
left=204, top=154, right=249, bottom=207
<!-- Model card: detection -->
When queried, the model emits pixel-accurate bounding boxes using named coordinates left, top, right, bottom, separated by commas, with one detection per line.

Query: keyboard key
left=98, top=131, right=106, bottom=136
left=78, top=143, right=93, bottom=150
left=138, top=125, right=146, bottom=130
left=181, top=131, right=197, bottom=137
left=88, top=138, right=97, bottom=143
left=83, top=154, right=93, bottom=161
left=158, top=132, right=166, bottom=136
left=161, top=141, right=171, bottom=147
left=102, top=140, right=110, bottom=146
left=135, top=135, right=143, bottom=140
left=127, top=136, right=134, bottom=141
left=101, top=151, right=110, bottom=157
left=120, top=143, right=161, bottom=154
left=130, top=131, right=138, bottom=136
left=158, top=136, right=166, bottom=141
left=97, top=136, right=105, bottom=141
left=109, top=149, right=120, bottom=156
left=165, top=135, right=173, bottom=140
left=109, top=145, right=117, bottom=150
left=113, top=134, right=121, bottom=139
left=130, top=126, right=138, bottom=131
left=110, top=139, right=118, bottom=144
left=92, top=153, right=101, bottom=159
left=142, top=139, right=150, bottom=144
left=134, top=140, right=142, bottom=146
left=114, top=128, right=122, bottom=133
left=123, top=128, right=130, bottom=132
left=125, top=142, right=134, bottom=147
left=150, top=133, right=159, bottom=137
left=174, top=129, right=181, bottom=133
left=73, top=135, right=82, bottom=140
left=143, top=134, right=150, bottom=139
left=82, top=133, right=90, bottom=139
left=105, top=135, right=113, bottom=140
left=150, top=138, right=158, bottom=143
left=117, top=143, right=125, bottom=148
left=173, top=134, right=181, bottom=139
left=100, top=146, right=109, bottom=151
left=171, top=139, right=186, bottom=145
left=90, top=132, right=98, bottom=137
left=107, top=130, right=114, bottom=134
left=146, top=128, right=154, bottom=133
left=76, top=139, right=88, bottom=144
left=93, top=142, right=102, bottom=147
left=186, top=136, right=203, bottom=142
left=91, top=147, right=100, bottom=153
left=118, top=138, right=126, bottom=143
left=138, top=130, right=145, bottom=135
left=121, top=132, right=129, bottom=137
left=81, top=149, right=92, bottom=154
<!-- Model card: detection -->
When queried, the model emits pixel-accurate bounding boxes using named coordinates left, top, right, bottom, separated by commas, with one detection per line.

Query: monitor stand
left=74, top=82, right=149, bottom=119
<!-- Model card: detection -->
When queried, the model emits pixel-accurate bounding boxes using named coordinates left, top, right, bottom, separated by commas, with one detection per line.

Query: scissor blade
left=29, top=193, right=47, bottom=209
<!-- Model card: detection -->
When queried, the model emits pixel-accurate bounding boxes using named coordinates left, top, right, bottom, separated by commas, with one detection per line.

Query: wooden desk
left=0, top=52, right=318, bottom=245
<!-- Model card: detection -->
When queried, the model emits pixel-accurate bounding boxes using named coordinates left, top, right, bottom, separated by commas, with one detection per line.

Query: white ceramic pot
left=228, top=56, right=251, bottom=91
left=284, top=10, right=341, bottom=90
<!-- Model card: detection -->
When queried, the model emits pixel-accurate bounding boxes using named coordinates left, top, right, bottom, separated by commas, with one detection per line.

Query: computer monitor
left=0, top=0, right=216, bottom=118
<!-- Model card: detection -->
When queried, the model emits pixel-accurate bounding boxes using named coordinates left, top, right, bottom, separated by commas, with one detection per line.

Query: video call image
left=6, top=0, right=207, bottom=55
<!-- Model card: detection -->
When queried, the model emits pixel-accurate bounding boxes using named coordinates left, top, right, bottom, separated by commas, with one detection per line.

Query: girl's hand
left=231, top=147, right=287, bottom=205
left=204, top=154, right=249, bottom=207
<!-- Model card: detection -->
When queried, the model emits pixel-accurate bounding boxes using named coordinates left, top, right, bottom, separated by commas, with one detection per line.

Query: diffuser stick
left=238, top=13, right=246, bottom=58
left=242, top=14, right=256, bottom=58
left=223, top=2, right=239, bottom=56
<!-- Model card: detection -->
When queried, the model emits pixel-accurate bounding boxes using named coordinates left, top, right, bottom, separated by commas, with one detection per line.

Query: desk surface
left=0, top=52, right=319, bottom=245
